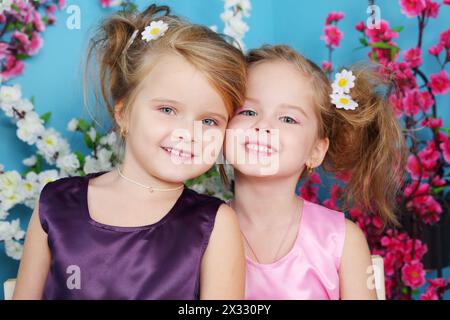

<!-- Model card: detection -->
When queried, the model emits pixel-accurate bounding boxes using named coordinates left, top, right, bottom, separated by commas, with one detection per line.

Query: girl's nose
left=254, top=127, right=271, bottom=134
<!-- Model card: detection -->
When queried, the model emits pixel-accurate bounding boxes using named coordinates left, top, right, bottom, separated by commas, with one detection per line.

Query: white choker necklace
left=117, top=167, right=184, bottom=193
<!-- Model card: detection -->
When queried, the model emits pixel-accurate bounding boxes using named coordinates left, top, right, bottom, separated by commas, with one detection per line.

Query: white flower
left=0, top=171, right=22, bottom=198
left=99, top=131, right=117, bottom=147
left=224, top=0, right=252, bottom=16
left=330, top=92, right=359, bottom=111
left=141, top=20, right=169, bottom=42
left=97, top=148, right=113, bottom=169
left=220, top=9, right=234, bottom=22
left=38, top=170, right=59, bottom=188
left=36, top=128, right=70, bottom=163
left=22, top=171, right=39, bottom=198
left=15, top=99, right=33, bottom=113
left=0, top=208, right=8, bottom=220
left=0, top=0, right=13, bottom=15
left=88, top=127, right=97, bottom=142
left=16, top=112, right=45, bottom=145
left=67, top=118, right=79, bottom=132
left=23, top=155, right=37, bottom=167
left=331, top=69, right=356, bottom=94
left=56, top=153, right=80, bottom=175
left=0, top=84, right=22, bottom=104
left=5, top=239, right=23, bottom=260
left=83, top=156, right=102, bottom=174
left=0, top=219, right=25, bottom=242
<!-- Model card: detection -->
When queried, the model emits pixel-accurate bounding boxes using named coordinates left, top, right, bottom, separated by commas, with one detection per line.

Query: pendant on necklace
left=148, top=187, right=154, bottom=193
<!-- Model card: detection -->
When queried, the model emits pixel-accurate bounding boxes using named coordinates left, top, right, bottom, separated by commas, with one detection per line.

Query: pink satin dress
left=242, top=198, right=346, bottom=300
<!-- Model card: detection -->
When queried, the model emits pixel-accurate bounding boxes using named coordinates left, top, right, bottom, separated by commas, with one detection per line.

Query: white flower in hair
left=330, top=92, right=359, bottom=110
left=141, top=20, right=169, bottom=42
left=331, top=69, right=356, bottom=94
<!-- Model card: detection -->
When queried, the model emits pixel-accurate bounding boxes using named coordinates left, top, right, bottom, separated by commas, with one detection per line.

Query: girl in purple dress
left=13, top=4, right=246, bottom=300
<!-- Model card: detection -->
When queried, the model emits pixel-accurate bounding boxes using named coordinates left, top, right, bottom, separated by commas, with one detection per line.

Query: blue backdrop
left=0, top=0, right=449, bottom=299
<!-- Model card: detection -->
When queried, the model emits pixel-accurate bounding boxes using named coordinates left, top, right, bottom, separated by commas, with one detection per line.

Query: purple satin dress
left=38, top=171, right=224, bottom=300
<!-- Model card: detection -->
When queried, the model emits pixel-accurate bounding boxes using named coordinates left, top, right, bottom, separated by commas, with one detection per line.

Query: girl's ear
left=310, top=137, right=329, bottom=168
left=114, top=101, right=127, bottom=129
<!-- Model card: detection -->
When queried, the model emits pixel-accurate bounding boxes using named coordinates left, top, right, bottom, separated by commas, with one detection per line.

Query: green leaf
left=25, top=23, right=33, bottom=34
left=392, top=26, right=404, bottom=33
left=371, top=51, right=378, bottom=62
left=371, top=42, right=395, bottom=50
left=359, top=37, right=368, bottom=46
left=30, top=96, right=35, bottom=105
left=74, top=151, right=85, bottom=168
left=77, top=119, right=90, bottom=132
left=16, top=53, right=30, bottom=60
left=441, top=127, right=450, bottom=136
left=432, top=186, right=446, bottom=194
left=40, top=112, right=52, bottom=124
left=83, top=133, right=94, bottom=149
left=11, top=3, right=20, bottom=12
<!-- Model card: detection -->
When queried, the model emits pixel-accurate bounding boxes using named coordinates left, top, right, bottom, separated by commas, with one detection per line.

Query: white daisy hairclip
left=141, top=20, right=169, bottom=42
left=329, top=69, right=359, bottom=111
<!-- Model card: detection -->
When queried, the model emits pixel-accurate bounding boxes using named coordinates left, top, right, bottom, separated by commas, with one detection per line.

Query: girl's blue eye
left=238, top=110, right=257, bottom=116
left=280, top=116, right=298, bottom=124
left=159, top=106, right=175, bottom=115
left=202, top=119, right=218, bottom=126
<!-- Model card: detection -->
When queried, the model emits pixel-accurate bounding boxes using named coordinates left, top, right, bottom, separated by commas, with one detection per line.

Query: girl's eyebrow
left=279, top=103, right=309, bottom=119
left=151, top=98, right=184, bottom=106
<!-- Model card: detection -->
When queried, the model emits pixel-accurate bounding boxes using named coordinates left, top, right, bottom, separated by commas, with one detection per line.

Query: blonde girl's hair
left=245, top=45, right=408, bottom=227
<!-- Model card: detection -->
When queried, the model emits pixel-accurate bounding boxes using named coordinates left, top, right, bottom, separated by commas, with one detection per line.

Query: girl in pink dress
left=224, top=45, right=407, bottom=299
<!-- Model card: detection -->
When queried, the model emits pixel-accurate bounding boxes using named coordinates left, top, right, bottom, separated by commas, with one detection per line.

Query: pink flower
left=321, top=25, right=343, bottom=48
left=419, top=141, right=440, bottom=170
left=439, top=29, right=450, bottom=48
left=444, top=0, right=450, bottom=4
left=45, top=4, right=57, bottom=15
left=428, top=278, right=446, bottom=289
left=424, top=0, right=440, bottom=18
left=399, top=0, right=426, bottom=18
left=428, top=43, right=443, bottom=56
left=401, top=261, right=426, bottom=288
left=385, top=62, right=417, bottom=91
left=100, top=0, right=114, bottom=8
left=33, top=11, right=46, bottom=32
left=428, top=70, right=450, bottom=95
left=58, top=0, right=67, bottom=10
left=0, top=42, right=11, bottom=59
left=321, top=60, right=332, bottom=73
left=325, top=12, right=344, bottom=25
left=0, top=56, right=25, bottom=81
left=401, top=89, right=433, bottom=116
left=365, top=20, right=398, bottom=43
left=407, top=155, right=427, bottom=180
left=27, top=32, right=44, bottom=56
left=420, top=117, right=442, bottom=129
left=404, top=181, right=442, bottom=224
left=403, top=47, right=422, bottom=68
left=431, top=175, right=446, bottom=187
left=355, top=21, right=365, bottom=32
left=440, top=139, right=450, bottom=163
left=420, top=289, right=439, bottom=300
left=12, top=31, right=30, bottom=47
